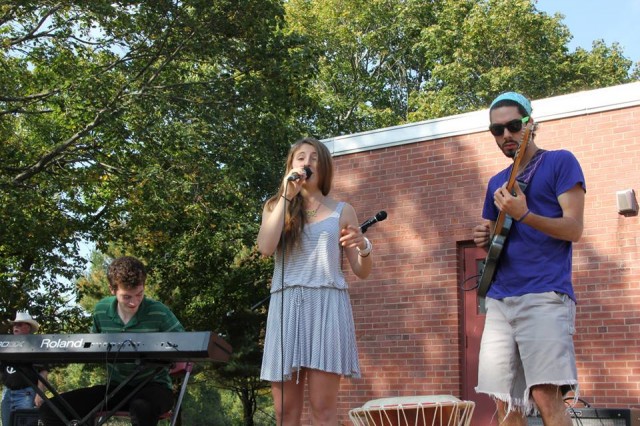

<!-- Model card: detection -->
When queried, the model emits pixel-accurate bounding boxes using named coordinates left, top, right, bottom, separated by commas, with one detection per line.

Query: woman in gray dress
left=257, top=137, right=373, bottom=425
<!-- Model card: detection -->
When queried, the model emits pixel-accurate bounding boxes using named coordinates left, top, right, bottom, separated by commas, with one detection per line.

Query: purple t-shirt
left=482, top=150, right=586, bottom=302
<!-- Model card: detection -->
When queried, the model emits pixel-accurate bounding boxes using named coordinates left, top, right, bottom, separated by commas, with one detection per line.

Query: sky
left=535, top=0, right=640, bottom=64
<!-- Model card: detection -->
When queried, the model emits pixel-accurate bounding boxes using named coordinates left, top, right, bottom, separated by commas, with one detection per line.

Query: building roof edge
left=323, top=82, right=640, bottom=156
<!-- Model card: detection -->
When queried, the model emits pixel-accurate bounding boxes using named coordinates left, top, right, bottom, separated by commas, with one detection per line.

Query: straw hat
left=9, top=311, right=40, bottom=332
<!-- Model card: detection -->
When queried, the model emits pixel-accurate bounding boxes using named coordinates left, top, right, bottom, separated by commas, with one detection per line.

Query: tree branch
left=8, top=5, right=63, bottom=46
left=12, top=109, right=107, bottom=185
left=0, top=90, right=58, bottom=102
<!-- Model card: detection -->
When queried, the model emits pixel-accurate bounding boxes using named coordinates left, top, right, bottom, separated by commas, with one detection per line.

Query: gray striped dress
left=260, top=202, right=361, bottom=382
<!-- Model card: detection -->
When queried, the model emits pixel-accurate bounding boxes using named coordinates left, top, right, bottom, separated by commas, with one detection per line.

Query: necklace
left=304, top=199, right=322, bottom=218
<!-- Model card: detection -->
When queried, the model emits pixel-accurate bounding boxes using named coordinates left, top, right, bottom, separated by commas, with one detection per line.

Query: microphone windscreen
left=304, top=166, right=313, bottom=179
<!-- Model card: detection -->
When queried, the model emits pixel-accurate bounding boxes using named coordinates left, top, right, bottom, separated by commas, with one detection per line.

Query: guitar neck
left=490, top=122, right=534, bottom=238
left=492, top=211, right=507, bottom=237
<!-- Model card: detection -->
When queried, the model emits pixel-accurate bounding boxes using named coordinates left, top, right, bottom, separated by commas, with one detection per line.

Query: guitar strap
left=514, top=149, right=547, bottom=193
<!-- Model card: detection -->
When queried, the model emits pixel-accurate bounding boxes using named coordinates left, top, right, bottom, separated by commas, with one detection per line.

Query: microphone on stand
left=287, top=166, right=313, bottom=181
left=360, top=211, right=387, bottom=233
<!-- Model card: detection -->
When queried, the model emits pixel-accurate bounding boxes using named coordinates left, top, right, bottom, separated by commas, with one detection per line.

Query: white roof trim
left=323, top=81, right=640, bottom=156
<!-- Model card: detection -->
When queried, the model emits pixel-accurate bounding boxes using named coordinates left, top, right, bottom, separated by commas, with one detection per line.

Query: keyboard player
left=39, top=256, right=185, bottom=426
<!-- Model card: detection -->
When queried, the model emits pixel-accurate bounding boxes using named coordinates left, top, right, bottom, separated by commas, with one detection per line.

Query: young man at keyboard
left=39, top=256, right=184, bottom=426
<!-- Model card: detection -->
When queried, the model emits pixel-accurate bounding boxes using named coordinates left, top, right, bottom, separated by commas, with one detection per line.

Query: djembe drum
left=348, top=395, right=475, bottom=426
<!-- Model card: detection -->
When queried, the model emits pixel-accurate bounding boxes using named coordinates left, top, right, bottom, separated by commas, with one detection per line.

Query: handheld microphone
left=360, top=210, right=387, bottom=233
left=287, top=166, right=313, bottom=181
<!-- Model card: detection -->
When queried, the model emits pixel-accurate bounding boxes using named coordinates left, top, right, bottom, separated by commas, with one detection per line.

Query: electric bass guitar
left=477, top=121, right=536, bottom=297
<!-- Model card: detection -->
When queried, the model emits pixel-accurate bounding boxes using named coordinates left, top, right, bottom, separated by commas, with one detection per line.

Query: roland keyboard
left=0, top=331, right=231, bottom=363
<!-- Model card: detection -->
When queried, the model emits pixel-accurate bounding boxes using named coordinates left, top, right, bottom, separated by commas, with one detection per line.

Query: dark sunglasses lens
left=489, top=124, right=505, bottom=136
left=489, top=119, right=523, bottom=136
left=505, top=119, right=523, bottom=133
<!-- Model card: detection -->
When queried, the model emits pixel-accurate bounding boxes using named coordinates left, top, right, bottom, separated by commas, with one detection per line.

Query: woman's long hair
left=265, top=137, right=334, bottom=248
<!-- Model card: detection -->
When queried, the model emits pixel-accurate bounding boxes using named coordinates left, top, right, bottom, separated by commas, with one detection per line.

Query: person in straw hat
left=1, top=311, right=48, bottom=425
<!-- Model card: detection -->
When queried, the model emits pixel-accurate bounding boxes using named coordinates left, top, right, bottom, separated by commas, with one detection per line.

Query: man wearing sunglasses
left=472, top=92, right=586, bottom=426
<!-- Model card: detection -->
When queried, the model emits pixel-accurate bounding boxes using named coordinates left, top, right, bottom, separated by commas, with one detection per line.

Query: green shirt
left=92, top=296, right=185, bottom=389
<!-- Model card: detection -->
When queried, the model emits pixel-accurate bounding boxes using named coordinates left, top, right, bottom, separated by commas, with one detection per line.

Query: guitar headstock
left=513, top=119, right=536, bottom=161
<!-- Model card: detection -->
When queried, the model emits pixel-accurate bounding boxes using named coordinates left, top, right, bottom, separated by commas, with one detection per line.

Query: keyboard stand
left=14, top=360, right=169, bottom=426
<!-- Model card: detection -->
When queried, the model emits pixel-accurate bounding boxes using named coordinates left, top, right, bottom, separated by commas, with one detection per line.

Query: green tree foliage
left=285, top=0, right=638, bottom=135
left=0, top=0, right=309, bottom=323
left=76, top=250, right=112, bottom=312
left=2, top=2, right=304, bottom=422
left=285, top=0, right=425, bottom=136
left=179, top=375, right=231, bottom=425
left=193, top=249, right=274, bottom=426
left=409, top=0, right=636, bottom=119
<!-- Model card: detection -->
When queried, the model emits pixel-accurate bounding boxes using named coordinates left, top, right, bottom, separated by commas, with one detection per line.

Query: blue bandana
left=490, top=92, right=532, bottom=115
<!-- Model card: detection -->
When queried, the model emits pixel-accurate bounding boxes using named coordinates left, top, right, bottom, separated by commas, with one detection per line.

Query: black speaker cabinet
left=528, top=407, right=640, bottom=426
left=10, top=408, right=39, bottom=426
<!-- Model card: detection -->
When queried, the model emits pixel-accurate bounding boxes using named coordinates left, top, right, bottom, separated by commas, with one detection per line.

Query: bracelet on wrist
left=282, top=195, right=292, bottom=202
left=357, top=237, right=372, bottom=257
left=517, top=209, right=531, bottom=222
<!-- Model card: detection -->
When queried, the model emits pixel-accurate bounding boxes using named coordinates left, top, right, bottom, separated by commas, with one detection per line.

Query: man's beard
left=503, top=146, right=517, bottom=158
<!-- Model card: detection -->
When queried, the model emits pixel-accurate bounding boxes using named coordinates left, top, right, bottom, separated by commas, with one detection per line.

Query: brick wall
left=314, top=103, right=640, bottom=424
